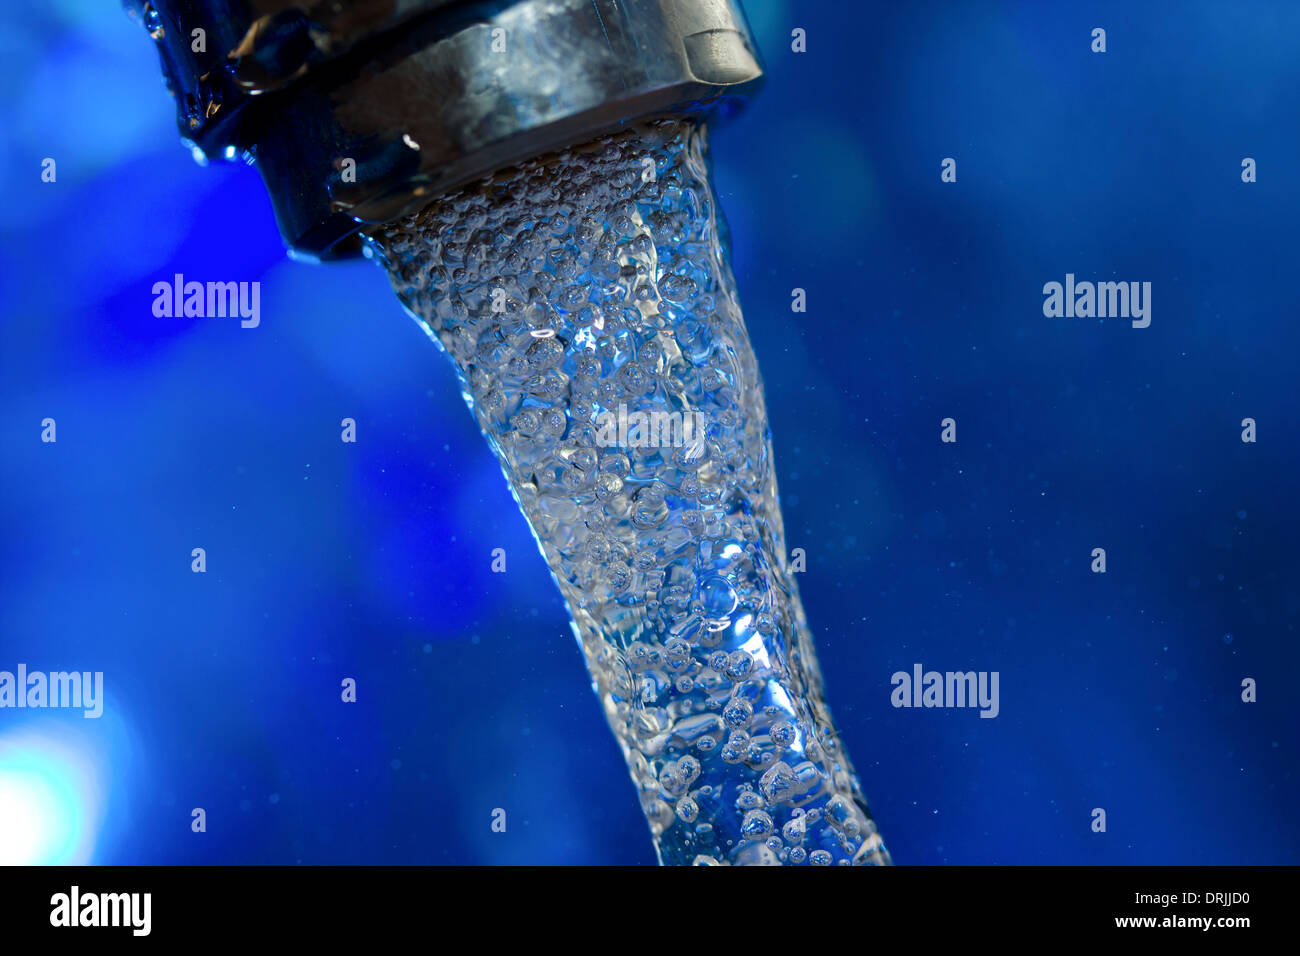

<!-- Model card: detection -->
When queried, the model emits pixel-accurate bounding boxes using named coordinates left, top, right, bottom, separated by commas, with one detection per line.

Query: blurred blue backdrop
left=0, top=0, right=1296, bottom=864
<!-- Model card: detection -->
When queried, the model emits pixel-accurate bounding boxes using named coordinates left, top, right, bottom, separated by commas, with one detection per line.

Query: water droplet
left=724, top=649, right=754, bottom=682
left=760, top=761, right=797, bottom=805
left=722, top=697, right=753, bottom=728
left=695, top=575, right=737, bottom=618
left=741, top=809, right=773, bottom=839
left=143, top=3, right=164, bottom=39
left=676, top=796, right=699, bottom=823
left=659, top=274, right=697, bottom=302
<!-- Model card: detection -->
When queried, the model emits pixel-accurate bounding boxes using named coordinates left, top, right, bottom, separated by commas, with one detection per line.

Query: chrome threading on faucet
left=363, top=119, right=890, bottom=866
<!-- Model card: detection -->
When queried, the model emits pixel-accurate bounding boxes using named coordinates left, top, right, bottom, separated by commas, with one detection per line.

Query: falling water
left=363, top=118, right=889, bottom=866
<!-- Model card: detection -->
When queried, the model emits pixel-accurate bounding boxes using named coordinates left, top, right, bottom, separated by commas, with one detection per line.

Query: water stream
left=363, top=118, right=889, bottom=866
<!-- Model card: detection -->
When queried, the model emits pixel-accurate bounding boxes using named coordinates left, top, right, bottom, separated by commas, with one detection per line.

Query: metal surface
left=128, top=0, right=764, bottom=260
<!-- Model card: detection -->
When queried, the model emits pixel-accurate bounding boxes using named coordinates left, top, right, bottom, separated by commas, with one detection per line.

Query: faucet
left=126, top=0, right=892, bottom=866
left=125, top=0, right=763, bottom=259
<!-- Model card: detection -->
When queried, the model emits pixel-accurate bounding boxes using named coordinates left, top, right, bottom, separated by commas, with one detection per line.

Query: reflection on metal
left=126, top=0, right=764, bottom=260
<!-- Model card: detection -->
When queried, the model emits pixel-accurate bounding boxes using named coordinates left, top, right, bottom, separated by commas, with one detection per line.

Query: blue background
left=0, top=0, right=1296, bottom=864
